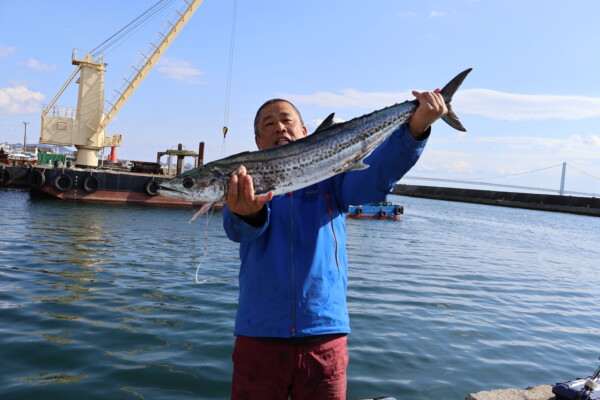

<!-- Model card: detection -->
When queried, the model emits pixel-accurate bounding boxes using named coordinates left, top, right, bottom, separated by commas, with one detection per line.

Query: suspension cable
left=433, top=163, right=563, bottom=182
left=567, top=164, right=600, bottom=181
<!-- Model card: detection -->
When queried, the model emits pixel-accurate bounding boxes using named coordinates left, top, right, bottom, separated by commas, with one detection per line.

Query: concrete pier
left=465, top=384, right=555, bottom=400
left=393, top=184, right=600, bottom=217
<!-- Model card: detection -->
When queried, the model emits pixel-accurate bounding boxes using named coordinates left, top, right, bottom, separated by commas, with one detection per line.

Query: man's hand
left=226, top=165, right=273, bottom=219
left=408, top=88, right=448, bottom=140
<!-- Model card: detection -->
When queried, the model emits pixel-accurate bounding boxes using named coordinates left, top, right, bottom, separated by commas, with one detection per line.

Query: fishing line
left=220, top=0, right=238, bottom=158
left=194, top=205, right=215, bottom=284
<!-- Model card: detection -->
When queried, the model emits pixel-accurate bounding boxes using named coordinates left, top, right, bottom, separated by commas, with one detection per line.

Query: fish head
left=158, top=166, right=227, bottom=203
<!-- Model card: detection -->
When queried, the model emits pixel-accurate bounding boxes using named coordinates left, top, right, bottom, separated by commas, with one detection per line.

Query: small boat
left=553, top=360, right=600, bottom=400
left=347, top=201, right=404, bottom=220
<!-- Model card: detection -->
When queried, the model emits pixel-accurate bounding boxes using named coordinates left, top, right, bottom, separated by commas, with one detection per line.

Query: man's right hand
left=226, top=165, right=274, bottom=219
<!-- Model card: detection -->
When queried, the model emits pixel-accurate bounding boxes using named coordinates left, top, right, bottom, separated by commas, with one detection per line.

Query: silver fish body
left=159, top=69, right=472, bottom=205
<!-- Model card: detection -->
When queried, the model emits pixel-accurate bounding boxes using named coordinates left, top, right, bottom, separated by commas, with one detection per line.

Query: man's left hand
left=408, top=88, right=447, bottom=140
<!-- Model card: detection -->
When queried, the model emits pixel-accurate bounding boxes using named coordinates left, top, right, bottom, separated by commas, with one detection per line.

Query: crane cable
left=221, top=0, right=238, bottom=156
left=91, top=0, right=176, bottom=56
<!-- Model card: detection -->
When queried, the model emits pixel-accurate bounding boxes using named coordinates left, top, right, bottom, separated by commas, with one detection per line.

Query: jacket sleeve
left=222, top=204, right=271, bottom=243
left=335, top=124, right=428, bottom=209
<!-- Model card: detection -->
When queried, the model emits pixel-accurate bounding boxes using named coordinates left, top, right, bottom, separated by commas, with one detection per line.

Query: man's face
left=255, top=101, right=307, bottom=150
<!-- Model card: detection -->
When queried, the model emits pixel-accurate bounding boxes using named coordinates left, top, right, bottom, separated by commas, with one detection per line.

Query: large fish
left=159, top=69, right=472, bottom=218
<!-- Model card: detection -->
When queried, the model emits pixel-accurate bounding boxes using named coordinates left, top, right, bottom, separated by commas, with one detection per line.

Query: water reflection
left=18, top=372, right=88, bottom=385
left=25, top=198, right=112, bottom=272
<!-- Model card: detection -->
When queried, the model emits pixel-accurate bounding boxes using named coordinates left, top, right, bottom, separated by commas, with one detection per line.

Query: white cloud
left=157, top=57, right=203, bottom=84
left=413, top=133, right=600, bottom=184
left=416, top=150, right=475, bottom=174
left=454, top=89, right=600, bottom=120
left=443, top=160, right=473, bottom=173
left=285, top=87, right=600, bottom=122
left=0, top=86, right=45, bottom=114
left=0, top=46, right=15, bottom=57
left=24, top=58, right=57, bottom=71
left=464, top=134, right=600, bottom=150
left=586, top=135, right=600, bottom=146
left=286, top=89, right=412, bottom=110
left=435, top=135, right=600, bottom=162
left=430, top=10, right=446, bottom=17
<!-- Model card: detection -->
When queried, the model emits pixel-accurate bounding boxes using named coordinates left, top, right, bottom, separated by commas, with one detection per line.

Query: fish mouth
left=157, top=187, right=192, bottom=201
left=157, top=183, right=188, bottom=198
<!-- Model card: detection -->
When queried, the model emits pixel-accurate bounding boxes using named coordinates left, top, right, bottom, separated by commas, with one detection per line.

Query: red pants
left=231, top=334, right=348, bottom=400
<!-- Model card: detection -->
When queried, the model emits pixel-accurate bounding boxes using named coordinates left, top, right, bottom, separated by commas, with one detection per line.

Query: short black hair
left=253, top=98, right=305, bottom=136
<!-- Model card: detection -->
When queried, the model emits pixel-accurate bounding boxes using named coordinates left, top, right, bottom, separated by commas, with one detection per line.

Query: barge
left=1, top=144, right=204, bottom=207
left=1, top=1, right=207, bottom=208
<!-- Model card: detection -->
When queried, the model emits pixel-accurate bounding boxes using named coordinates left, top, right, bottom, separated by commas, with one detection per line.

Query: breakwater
left=393, top=184, right=600, bottom=217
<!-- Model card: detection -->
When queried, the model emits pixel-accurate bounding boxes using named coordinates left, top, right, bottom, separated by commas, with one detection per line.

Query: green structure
left=38, top=152, right=67, bottom=166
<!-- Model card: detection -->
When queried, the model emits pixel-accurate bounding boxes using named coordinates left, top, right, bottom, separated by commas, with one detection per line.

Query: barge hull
left=2, top=164, right=200, bottom=207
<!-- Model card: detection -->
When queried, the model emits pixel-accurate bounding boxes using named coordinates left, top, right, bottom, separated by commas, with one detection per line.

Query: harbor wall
left=392, top=184, right=600, bottom=217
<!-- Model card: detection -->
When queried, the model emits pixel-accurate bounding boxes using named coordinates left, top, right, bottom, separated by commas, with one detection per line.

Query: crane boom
left=98, top=0, right=204, bottom=133
left=40, top=0, right=204, bottom=167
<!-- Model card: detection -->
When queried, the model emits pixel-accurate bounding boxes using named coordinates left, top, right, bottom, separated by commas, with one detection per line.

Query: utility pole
left=23, top=121, right=29, bottom=153
left=559, top=162, right=566, bottom=195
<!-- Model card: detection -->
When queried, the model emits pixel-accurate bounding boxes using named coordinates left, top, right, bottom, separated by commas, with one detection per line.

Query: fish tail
left=439, top=68, right=472, bottom=132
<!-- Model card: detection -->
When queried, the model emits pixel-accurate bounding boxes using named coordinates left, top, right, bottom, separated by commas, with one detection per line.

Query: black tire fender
left=393, top=206, right=403, bottom=215
left=145, top=179, right=159, bottom=196
left=379, top=209, right=387, bottom=217
left=83, top=174, right=100, bottom=193
left=28, top=169, right=46, bottom=189
left=53, top=173, right=73, bottom=192
left=356, top=207, right=363, bottom=215
left=1, top=167, right=11, bottom=185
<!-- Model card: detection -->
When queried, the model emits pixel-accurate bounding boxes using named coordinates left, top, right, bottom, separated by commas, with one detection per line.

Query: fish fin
left=232, top=166, right=243, bottom=176
left=345, top=160, right=370, bottom=172
left=313, top=113, right=336, bottom=133
left=188, top=203, right=214, bottom=224
left=439, top=68, right=472, bottom=132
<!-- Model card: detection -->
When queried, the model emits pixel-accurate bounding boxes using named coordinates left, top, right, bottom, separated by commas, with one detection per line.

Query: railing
left=41, top=105, right=76, bottom=119
left=72, top=49, right=104, bottom=65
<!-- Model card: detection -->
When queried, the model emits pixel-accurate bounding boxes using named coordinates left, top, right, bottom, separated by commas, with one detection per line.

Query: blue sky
left=1, top=0, right=599, bottom=195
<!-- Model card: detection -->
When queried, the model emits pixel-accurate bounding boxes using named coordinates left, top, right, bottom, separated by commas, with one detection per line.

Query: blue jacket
left=223, top=124, right=428, bottom=338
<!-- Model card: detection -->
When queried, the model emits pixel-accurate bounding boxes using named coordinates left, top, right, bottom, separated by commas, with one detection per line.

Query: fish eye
left=182, top=177, right=194, bottom=188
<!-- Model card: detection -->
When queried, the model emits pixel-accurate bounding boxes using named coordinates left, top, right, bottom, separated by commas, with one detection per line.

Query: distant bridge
left=404, top=162, right=600, bottom=198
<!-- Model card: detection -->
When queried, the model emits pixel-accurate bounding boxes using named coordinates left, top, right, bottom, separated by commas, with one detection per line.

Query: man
left=223, top=89, right=447, bottom=400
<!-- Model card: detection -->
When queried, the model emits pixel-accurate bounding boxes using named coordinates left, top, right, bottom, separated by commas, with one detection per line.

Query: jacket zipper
left=289, top=192, right=296, bottom=337
left=325, top=193, right=340, bottom=272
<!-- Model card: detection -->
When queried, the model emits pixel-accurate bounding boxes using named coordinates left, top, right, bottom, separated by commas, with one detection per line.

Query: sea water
left=1, top=187, right=599, bottom=399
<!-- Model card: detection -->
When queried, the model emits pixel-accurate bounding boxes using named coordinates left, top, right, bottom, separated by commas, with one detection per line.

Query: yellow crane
left=40, top=0, right=204, bottom=167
